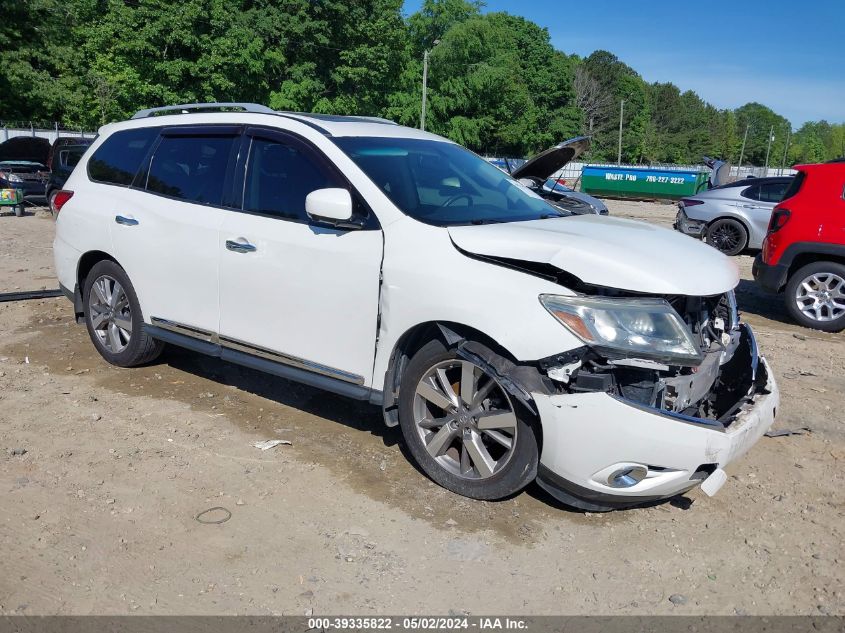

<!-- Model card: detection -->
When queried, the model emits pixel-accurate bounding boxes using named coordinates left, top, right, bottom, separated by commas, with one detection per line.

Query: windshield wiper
left=468, top=218, right=505, bottom=225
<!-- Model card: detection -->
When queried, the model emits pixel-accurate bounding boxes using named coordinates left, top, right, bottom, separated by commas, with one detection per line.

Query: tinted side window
left=60, top=149, right=83, bottom=168
left=243, top=137, right=340, bottom=221
left=740, top=185, right=761, bottom=201
left=88, top=128, right=158, bottom=186
left=758, top=182, right=790, bottom=203
left=146, top=135, right=236, bottom=206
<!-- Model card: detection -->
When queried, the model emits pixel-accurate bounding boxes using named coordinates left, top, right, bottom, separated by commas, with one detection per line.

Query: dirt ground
left=0, top=202, right=842, bottom=616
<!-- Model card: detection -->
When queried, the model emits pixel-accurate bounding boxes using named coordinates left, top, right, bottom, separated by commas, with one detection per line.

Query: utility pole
left=764, top=125, right=775, bottom=175
left=420, top=49, right=430, bottom=131
left=736, top=124, right=749, bottom=179
left=617, top=99, right=625, bottom=166
left=420, top=40, right=440, bottom=132
left=780, top=125, right=792, bottom=175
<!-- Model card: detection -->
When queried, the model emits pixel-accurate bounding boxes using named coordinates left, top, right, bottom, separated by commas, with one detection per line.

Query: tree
left=573, top=65, right=612, bottom=137
left=418, top=12, right=579, bottom=155
left=734, top=102, right=790, bottom=167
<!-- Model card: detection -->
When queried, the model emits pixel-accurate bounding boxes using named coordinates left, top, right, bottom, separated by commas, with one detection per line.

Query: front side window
left=334, top=137, right=564, bottom=226
left=88, top=127, right=159, bottom=186
left=146, top=135, right=236, bottom=206
left=242, top=137, right=340, bottom=221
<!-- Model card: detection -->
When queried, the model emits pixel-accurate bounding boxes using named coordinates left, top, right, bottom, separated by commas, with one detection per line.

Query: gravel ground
left=0, top=202, right=842, bottom=615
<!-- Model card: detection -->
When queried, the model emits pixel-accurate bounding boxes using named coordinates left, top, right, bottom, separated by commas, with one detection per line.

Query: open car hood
left=510, top=136, right=591, bottom=181
left=448, top=215, right=739, bottom=296
left=0, top=137, right=51, bottom=165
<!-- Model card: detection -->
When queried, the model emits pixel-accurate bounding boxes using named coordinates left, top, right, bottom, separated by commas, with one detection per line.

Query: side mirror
left=305, top=188, right=359, bottom=228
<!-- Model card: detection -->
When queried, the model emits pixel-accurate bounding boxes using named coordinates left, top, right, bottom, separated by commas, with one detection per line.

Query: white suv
left=53, top=103, right=779, bottom=511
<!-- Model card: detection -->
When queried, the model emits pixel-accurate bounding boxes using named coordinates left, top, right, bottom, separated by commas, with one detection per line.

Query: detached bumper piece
left=534, top=325, right=778, bottom=511
left=674, top=209, right=705, bottom=237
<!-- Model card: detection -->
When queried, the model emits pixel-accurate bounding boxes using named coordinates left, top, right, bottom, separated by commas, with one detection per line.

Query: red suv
left=753, top=160, right=845, bottom=331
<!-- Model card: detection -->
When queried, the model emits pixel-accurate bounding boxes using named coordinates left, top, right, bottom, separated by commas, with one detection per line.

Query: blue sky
left=402, top=0, right=845, bottom=127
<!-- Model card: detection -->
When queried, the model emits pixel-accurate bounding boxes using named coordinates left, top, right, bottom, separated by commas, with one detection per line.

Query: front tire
left=706, top=218, right=748, bottom=256
left=398, top=338, right=538, bottom=501
left=83, top=260, right=164, bottom=367
left=785, top=261, right=845, bottom=332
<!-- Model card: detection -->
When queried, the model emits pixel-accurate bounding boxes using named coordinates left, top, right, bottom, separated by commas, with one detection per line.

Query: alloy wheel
left=794, top=272, right=845, bottom=322
left=89, top=274, right=132, bottom=353
left=412, top=359, right=517, bottom=480
left=710, top=223, right=743, bottom=253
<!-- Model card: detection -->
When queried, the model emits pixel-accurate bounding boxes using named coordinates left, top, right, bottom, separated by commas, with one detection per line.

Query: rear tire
left=83, top=260, right=164, bottom=367
left=706, top=218, right=747, bottom=256
left=785, top=261, right=845, bottom=332
left=397, top=338, right=538, bottom=501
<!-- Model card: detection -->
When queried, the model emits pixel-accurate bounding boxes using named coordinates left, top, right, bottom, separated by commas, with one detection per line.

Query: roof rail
left=131, top=102, right=276, bottom=119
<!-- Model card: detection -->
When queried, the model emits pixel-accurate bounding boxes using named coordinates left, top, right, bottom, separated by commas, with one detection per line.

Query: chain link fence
left=1, top=123, right=96, bottom=144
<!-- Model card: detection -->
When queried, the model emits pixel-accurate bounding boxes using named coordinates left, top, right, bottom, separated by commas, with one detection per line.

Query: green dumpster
left=580, top=166, right=709, bottom=200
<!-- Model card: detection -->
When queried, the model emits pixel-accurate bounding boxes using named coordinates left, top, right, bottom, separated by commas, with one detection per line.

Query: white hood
left=448, top=215, right=740, bottom=296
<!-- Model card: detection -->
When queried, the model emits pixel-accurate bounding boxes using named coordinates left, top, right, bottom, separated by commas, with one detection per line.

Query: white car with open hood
left=52, top=103, right=779, bottom=511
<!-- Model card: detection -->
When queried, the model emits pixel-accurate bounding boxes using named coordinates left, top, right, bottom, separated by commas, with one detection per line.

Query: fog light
left=608, top=465, right=648, bottom=488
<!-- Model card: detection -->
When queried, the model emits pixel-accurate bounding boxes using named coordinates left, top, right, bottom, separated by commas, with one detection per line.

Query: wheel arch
left=73, top=251, right=122, bottom=319
left=787, top=252, right=845, bottom=280
left=379, top=320, right=545, bottom=453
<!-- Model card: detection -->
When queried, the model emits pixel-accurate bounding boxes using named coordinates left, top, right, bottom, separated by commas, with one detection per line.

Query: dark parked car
left=47, top=137, right=93, bottom=172
left=46, top=144, right=89, bottom=210
left=0, top=160, right=49, bottom=208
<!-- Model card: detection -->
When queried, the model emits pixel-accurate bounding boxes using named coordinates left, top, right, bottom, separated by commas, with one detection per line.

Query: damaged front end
left=539, top=289, right=768, bottom=428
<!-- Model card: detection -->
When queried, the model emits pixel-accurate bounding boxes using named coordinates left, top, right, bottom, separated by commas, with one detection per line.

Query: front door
left=218, top=129, right=383, bottom=386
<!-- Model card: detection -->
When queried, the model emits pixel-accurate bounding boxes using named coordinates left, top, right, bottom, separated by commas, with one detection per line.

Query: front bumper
left=753, top=253, right=789, bottom=293
left=533, top=327, right=778, bottom=510
left=674, top=208, right=706, bottom=237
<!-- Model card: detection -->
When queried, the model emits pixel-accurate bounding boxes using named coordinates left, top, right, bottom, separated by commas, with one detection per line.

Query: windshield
left=334, top=137, right=567, bottom=226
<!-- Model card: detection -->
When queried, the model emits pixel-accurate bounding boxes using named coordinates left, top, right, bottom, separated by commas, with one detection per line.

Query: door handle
left=225, top=239, right=257, bottom=253
left=115, top=215, right=139, bottom=226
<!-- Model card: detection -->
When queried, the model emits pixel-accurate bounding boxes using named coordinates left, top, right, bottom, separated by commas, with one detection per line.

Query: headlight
left=6, top=173, right=22, bottom=183
left=539, top=294, right=703, bottom=366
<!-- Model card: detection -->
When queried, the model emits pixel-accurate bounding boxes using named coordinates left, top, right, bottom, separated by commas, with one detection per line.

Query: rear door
left=109, top=125, right=240, bottom=336
left=217, top=127, right=383, bottom=386
left=740, top=181, right=790, bottom=243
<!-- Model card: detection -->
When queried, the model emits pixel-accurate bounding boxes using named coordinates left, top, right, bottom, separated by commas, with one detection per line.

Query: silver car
left=674, top=176, right=793, bottom=255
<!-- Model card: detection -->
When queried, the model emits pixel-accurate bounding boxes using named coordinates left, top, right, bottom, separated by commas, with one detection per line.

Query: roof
left=119, top=102, right=447, bottom=142
left=715, top=176, right=793, bottom=189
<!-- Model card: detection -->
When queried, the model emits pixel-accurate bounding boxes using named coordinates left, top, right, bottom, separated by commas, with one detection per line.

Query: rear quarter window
left=740, top=185, right=762, bottom=201
left=88, top=127, right=159, bottom=186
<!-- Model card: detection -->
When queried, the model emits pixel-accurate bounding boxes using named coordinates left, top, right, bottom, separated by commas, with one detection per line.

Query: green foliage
left=421, top=12, right=579, bottom=155
left=1, top=0, right=842, bottom=164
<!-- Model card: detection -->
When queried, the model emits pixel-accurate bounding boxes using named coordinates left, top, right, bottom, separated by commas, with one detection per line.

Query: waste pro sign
left=581, top=166, right=709, bottom=200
